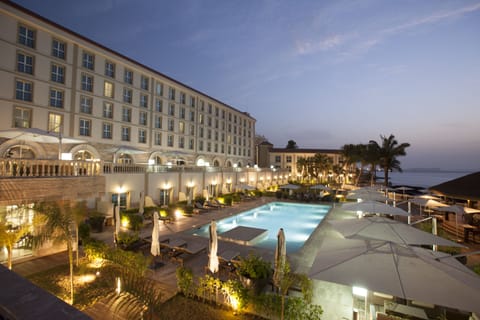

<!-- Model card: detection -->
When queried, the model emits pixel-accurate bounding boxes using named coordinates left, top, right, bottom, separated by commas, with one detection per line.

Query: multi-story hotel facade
left=0, top=1, right=288, bottom=259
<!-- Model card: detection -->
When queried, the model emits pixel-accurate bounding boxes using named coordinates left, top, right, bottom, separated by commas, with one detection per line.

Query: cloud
left=295, top=34, right=346, bottom=55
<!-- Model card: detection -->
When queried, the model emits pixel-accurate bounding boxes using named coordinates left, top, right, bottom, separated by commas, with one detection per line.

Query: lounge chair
left=211, top=199, right=226, bottom=208
left=170, top=240, right=207, bottom=266
left=195, top=202, right=210, bottom=212
left=205, top=200, right=221, bottom=209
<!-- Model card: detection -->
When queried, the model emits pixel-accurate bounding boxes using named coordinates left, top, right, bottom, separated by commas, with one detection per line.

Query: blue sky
left=13, top=0, right=480, bottom=171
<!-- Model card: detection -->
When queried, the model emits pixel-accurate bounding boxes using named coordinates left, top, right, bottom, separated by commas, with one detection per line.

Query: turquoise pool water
left=188, top=202, right=330, bottom=253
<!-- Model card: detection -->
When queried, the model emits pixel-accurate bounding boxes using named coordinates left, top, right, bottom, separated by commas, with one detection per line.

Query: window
left=168, top=87, right=175, bottom=100
left=140, top=94, right=148, bottom=108
left=82, top=51, right=94, bottom=70
left=123, top=88, right=132, bottom=103
left=80, top=96, right=92, bottom=114
left=214, top=143, right=218, bottom=153
left=214, top=131, right=218, bottom=141
left=121, top=127, right=130, bottom=141
left=79, top=119, right=91, bottom=136
left=208, top=104, right=212, bottom=114
left=207, top=142, right=211, bottom=152
left=178, top=137, right=185, bottom=148
left=180, top=92, right=186, bottom=104
left=50, top=88, right=64, bottom=108
left=215, top=107, right=219, bottom=117
left=199, top=114, right=204, bottom=124
left=141, top=75, right=149, bottom=90
left=155, top=99, right=163, bottom=112
left=102, top=122, right=112, bottom=139
left=104, top=81, right=114, bottom=98
left=168, top=119, right=174, bottom=131
left=208, top=117, right=212, bottom=127
left=48, top=113, right=62, bottom=133
left=168, top=104, right=175, bottom=116
left=286, top=156, right=292, bottom=163
left=275, top=156, right=281, bottom=163
left=189, top=96, right=195, bottom=107
left=199, top=100, right=204, bottom=111
left=155, top=116, right=162, bottom=129
left=51, top=64, right=65, bottom=83
left=199, top=127, right=204, bottom=138
left=180, top=107, right=185, bottom=119
left=189, top=111, right=195, bottom=121
left=138, top=129, right=146, bottom=143
left=103, top=102, right=113, bottom=118
left=189, top=125, right=195, bottom=135
left=15, top=79, right=32, bottom=101
left=139, top=111, right=147, bottom=126
left=18, top=25, right=35, bottom=48
left=222, top=110, right=225, bottom=119
left=105, top=61, right=115, bottom=78
left=124, top=69, right=133, bottom=84
left=14, top=106, right=31, bottom=128
left=207, top=129, right=212, bottom=139
left=52, top=39, right=65, bottom=59
left=154, top=132, right=162, bottom=145
left=81, top=73, right=93, bottom=92
left=155, top=82, right=163, bottom=96
left=17, top=53, right=33, bottom=74
left=167, top=135, right=174, bottom=147
left=179, top=121, right=185, bottom=134
left=122, top=106, right=131, bottom=122
left=189, top=139, right=194, bottom=150
left=199, top=140, right=203, bottom=151
left=215, top=119, right=219, bottom=129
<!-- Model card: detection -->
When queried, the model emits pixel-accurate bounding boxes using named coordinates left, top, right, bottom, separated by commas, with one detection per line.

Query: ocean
left=376, top=170, right=474, bottom=189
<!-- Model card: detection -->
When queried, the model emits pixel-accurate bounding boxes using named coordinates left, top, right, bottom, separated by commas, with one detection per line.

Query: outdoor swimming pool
left=189, top=202, right=330, bottom=253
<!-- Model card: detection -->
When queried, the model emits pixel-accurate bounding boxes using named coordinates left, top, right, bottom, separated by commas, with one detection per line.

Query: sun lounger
left=205, top=200, right=221, bottom=209
left=195, top=202, right=210, bottom=212
left=170, top=240, right=207, bottom=266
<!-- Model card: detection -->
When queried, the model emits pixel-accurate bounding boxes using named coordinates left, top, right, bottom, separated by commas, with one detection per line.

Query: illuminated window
left=48, top=113, right=62, bottom=133
left=104, top=81, right=114, bottom=98
left=14, top=106, right=31, bottom=128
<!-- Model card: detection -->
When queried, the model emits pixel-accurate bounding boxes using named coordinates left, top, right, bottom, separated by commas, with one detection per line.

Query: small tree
left=278, top=261, right=313, bottom=320
left=286, top=140, right=298, bottom=149
left=0, top=220, right=29, bottom=270
left=33, top=200, right=77, bottom=304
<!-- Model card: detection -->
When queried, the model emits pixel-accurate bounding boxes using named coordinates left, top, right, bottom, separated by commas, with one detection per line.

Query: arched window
left=74, top=150, right=93, bottom=161
left=117, top=154, right=132, bottom=164
left=225, top=161, right=232, bottom=167
left=213, top=160, right=220, bottom=167
left=154, top=155, right=162, bottom=165
left=5, top=145, right=35, bottom=159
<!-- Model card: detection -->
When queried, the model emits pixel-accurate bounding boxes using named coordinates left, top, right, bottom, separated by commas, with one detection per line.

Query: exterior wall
left=0, top=1, right=256, bottom=167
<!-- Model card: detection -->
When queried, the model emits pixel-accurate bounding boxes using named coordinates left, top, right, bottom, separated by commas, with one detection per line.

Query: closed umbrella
left=114, top=205, right=120, bottom=244
left=342, top=200, right=410, bottom=217
left=150, top=211, right=160, bottom=256
left=139, top=191, right=145, bottom=215
left=329, top=216, right=463, bottom=247
left=273, top=228, right=286, bottom=289
left=309, top=238, right=480, bottom=313
left=208, top=220, right=219, bottom=274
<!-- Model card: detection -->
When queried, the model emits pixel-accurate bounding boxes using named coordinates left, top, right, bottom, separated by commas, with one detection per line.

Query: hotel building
left=0, top=1, right=288, bottom=259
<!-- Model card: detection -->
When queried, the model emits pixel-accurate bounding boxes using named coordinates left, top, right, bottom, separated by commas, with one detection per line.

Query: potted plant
left=235, top=253, right=272, bottom=294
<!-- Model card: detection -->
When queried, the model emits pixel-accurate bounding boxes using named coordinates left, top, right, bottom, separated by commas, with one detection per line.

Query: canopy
left=309, top=238, right=480, bottom=313
left=273, top=228, right=286, bottom=288
left=208, top=220, right=219, bottom=274
left=329, top=216, right=463, bottom=247
left=310, top=184, right=331, bottom=191
left=436, top=205, right=480, bottom=215
left=342, top=200, right=410, bottom=217
left=429, top=172, right=480, bottom=201
left=279, top=184, right=300, bottom=190
left=0, top=127, right=85, bottom=144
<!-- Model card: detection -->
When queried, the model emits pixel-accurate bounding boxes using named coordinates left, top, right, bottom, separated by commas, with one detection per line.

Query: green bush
left=120, top=212, right=144, bottom=231
left=83, top=238, right=108, bottom=262
left=117, top=231, right=140, bottom=248
left=88, top=214, right=105, bottom=233
left=235, top=253, right=271, bottom=280
left=78, top=222, right=91, bottom=242
left=223, top=195, right=233, bottom=206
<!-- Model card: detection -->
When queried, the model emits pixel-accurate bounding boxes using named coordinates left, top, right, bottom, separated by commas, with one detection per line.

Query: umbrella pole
left=432, top=217, right=437, bottom=252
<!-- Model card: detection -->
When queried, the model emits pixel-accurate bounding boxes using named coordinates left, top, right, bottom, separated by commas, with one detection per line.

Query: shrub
left=223, top=195, right=233, bottom=206
left=120, top=212, right=144, bottom=231
left=235, top=253, right=271, bottom=280
left=83, top=238, right=108, bottom=262
left=78, top=222, right=91, bottom=243
left=88, top=214, right=105, bottom=233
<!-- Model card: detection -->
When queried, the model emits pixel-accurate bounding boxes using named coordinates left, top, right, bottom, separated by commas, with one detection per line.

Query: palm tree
left=0, top=219, right=29, bottom=270
left=33, top=200, right=77, bottom=304
left=296, top=157, right=308, bottom=182
left=369, top=134, right=410, bottom=187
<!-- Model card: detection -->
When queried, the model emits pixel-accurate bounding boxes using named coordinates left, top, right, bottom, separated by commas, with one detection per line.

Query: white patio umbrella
left=139, top=191, right=145, bottom=215
left=208, top=220, right=219, bottom=274
left=309, top=238, right=480, bottom=313
left=150, top=211, right=160, bottom=256
left=236, top=183, right=256, bottom=191
left=329, top=216, right=463, bottom=247
left=273, top=228, right=287, bottom=289
left=310, top=184, right=331, bottom=192
left=410, top=197, right=448, bottom=215
left=346, top=190, right=389, bottom=202
left=342, top=200, right=410, bottom=217
left=279, top=184, right=300, bottom=190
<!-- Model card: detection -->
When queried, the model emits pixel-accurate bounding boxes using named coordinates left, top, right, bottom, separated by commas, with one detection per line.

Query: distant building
left=256, top=141, right=342, bottom=179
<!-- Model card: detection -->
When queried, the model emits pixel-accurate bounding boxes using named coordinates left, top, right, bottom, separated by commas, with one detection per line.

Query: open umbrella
left=309, top=238, right=480, bottom=313
left=279, top=184, right=300, bottom=190
left=342, top=200, right=410, bottom=217
left=208, top=220, right=219, bottom=274
left=346, top=190, right=389, bottom=202
left=310, top=184, right=331, bottom=191
left=150, top=211, right=160, bottom=256
left=273, top=228, right=286, bottom=289
left=0, top=127, right=85, bottom=144
left=329, top=216, right=463, bottom=247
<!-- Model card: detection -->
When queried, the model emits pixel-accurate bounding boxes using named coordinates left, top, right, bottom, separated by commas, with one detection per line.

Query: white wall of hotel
left=101, top=167, right=287, bottom=213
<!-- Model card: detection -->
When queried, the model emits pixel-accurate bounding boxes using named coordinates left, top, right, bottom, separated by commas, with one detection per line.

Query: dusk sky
left=13, top=0, right=480, bottom=171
